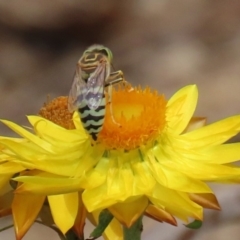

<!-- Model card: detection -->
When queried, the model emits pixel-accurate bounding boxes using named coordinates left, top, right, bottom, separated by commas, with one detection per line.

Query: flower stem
left=65, top=229, right=80, bottom=240
left=123, top=216, right=143, bottom=240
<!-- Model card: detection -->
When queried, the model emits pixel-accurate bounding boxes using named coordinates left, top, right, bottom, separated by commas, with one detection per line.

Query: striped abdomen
left=78, top=95, right=106, bottom=141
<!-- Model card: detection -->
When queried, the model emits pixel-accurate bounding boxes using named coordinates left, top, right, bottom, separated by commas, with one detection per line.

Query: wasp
left=68, top=45, right=125, bottom=141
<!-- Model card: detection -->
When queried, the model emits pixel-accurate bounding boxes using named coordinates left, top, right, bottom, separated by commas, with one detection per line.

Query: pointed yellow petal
left=103, top=217, right=123, bottom=240
left=166, top=85, right=198, bottom=134
left=72, top=111, right=86, bottom=131
left=108, top=196, right=148, bottom=227
left=1, top=137, right=98, bottom=177
left=145, top=204, right=177, bottom=226
left=159, top=158, right=240, bottom=181
left=0, top=119, right=55, bottom=153
left=183, top=115, right=240, bottom=147
left=131, top=161, right=155, bottom=195
left=12, top=193, right=45, bottom=240
left=147, top=154, right=212, bottom=193
left=15, top=173, right=82, bottom=195
left=48, top=192, right=78, bottom=234
left=149, top=184, right=203, bottom=222
left=27, top=115, right=87, bottom=143
left=83, top=186, right=116, bottom=212
left=106, top=162, right=134, bottom=200
left=78, top=157, right=108, bottom=189
left=0, top=162, right=25, bottom=174
left=83, top=160, right=137, bottom=212
left=202, top=143, right=240, bottom=164
left=189, top=193, right=220, bottom=210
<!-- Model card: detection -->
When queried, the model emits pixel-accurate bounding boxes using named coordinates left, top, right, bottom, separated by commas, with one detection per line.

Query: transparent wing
left=85, top=59, right=110, bottom=110
left=68, top=69, right=87, bottom=112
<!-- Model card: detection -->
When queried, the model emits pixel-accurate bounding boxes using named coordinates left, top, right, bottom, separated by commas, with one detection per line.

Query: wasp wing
left=68, top=69, right=87, bottom=112
left=85, top=59, right=110, bottom=110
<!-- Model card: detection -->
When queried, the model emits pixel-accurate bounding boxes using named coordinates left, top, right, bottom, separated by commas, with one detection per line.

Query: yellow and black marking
left=78, top=94, right=106, bottom=141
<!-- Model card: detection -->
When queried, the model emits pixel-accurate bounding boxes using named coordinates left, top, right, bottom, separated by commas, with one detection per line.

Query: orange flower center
left=39, top=85, right=167, bottom=151
left=39, top=96, right=75, bottom=130
left=98, top=84, right=167, bottom=150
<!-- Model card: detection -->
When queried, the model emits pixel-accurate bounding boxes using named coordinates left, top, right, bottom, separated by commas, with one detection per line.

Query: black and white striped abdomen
left=78, top=96, right=106, bottom=141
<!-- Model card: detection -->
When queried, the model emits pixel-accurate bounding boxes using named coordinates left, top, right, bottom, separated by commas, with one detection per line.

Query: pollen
left=98, top=84, right=167, bottom=150
left=39, top=96, right=75, bottom=130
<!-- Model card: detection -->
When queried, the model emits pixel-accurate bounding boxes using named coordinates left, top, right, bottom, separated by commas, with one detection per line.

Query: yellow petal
left=166, top=85, right=198, bottom=134
left=83, top=160, right=136, bottom=212
left=15, top=173, right=82, bottom=195
left=72, top=111, right=86, bottom=131
left=9, top=142, right=95, bottom=177
left=158, top=156, right=240, bottom=180
left=145, top=204, right=177, bottom=226
left=202, top=143, right=240, bottom=164
left=149, top=184, right=203, bottom=222
left=12, top=193, right=45, bottom=240
left=108, top=196, right=148, bottom=227
left=27, top=115, right=87, bottom=143
left=106, top=161, right=134, bottom=200
left=0, top=119, right=55, bottom=153
left=83, top=186, right=114, bottom=213
left=147, top=153, right=212, bottom=193
left=48, top=192, right=78, bottom=234
left=79, top=157, right=108, bottom=189
left=73, top=144, right=104, bottom=178
left=0, top=162, right=25, bottom=174
left=183, top=115, right=240, bottom=147
left=130, top=161, right=155, bottom=194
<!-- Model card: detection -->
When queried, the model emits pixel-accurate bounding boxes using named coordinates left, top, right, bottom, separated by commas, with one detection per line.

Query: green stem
left=123, top=216, right=143, bottom=240
left=65, top=229, right=80, bottom=240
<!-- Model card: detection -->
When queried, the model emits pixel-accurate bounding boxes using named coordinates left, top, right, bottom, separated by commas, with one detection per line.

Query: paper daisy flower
left=1, top=84, right=240, bottom=239
left=0, top=97, right=121, bottom=240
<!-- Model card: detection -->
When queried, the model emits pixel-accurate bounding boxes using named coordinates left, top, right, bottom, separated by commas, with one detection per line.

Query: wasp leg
left=105, top=70, right=125, bottom=87
left=105, top=70, right=126, bottom=126
left=107, top=84, right=121, bottom=126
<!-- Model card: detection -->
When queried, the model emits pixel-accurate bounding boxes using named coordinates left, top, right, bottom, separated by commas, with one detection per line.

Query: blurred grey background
left=0, top=1, right=240, bottom=239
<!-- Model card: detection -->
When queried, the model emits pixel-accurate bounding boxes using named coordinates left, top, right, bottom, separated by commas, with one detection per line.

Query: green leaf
left=123, top=216, right=143, bottom=240
left=184, top=220, right=202, bottom=229
left=87, top=209, right=113, bottom=240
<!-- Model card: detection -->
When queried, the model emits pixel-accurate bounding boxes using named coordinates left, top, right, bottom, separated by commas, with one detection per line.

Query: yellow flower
left=0, top=98, right=121, bottom=240
left=1, top=84, right=240, bottom=236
